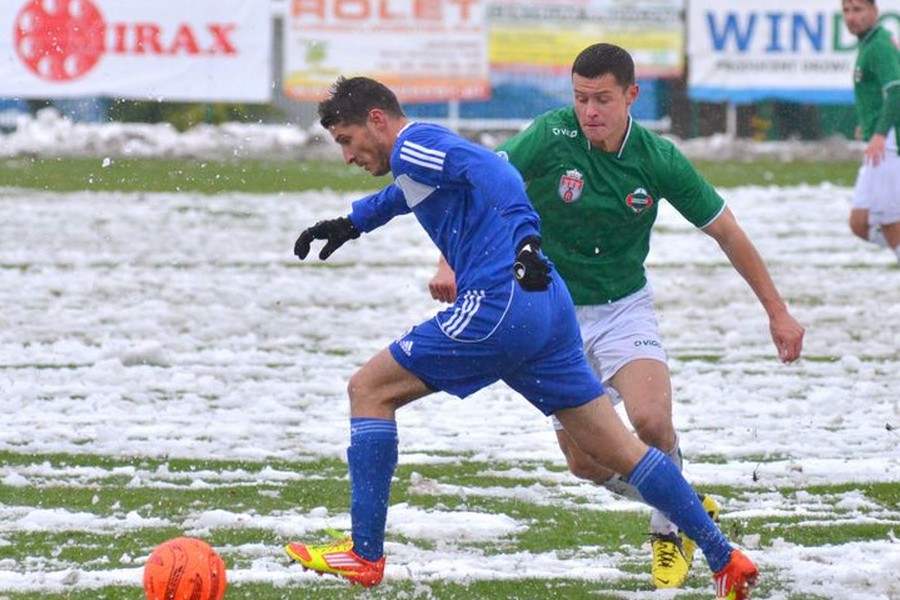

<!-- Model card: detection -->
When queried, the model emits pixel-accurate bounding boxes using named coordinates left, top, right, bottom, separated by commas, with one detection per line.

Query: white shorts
left=852, top=129, right=900, bottom=227
left=551, top=283, right=667, bottom=430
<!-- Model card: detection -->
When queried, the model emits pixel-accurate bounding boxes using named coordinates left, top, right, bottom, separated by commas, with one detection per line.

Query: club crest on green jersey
left=626, top=187, right=654, bottom=213
left=558, top=169, right=584, bottom=203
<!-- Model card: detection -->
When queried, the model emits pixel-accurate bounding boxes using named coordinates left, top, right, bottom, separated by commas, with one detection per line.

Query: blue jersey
left=347, top=122, right=542, bottom=294
left=344, top=121, right=602, bottom=409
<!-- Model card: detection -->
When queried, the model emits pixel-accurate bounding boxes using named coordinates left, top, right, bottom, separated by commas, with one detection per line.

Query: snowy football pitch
left=0, top=182, right=897, bottom=599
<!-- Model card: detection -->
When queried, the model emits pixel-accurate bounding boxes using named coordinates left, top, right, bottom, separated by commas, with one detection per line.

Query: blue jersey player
left=284, top=76, right=759, bottom=600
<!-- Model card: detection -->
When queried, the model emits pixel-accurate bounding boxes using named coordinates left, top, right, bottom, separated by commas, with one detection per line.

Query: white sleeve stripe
left=403, top=140, right=446, bottom=158
left=400, top=140, right=446, bottom=170
left=400, top=147, right=444, bottom=166
left=400, top=143, right=445, bottom=165
left=400, top=153, right=444, bottom=171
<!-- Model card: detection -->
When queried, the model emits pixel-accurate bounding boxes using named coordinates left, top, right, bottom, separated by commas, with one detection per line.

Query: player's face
left=328, top=111, right=392, bottom=177
left=842, top=0, right=877, bottom=36
left=572, top=73, right=638, bottom=151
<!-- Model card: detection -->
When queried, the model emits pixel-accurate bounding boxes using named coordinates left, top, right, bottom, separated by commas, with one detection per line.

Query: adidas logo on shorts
left=398, top=340, right=414, bottom=356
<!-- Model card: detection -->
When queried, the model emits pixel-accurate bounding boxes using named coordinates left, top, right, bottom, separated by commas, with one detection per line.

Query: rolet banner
left=0, top=0, right=272, bottom=102
left=688, top=0, right=900, bottom=104
left=284, top=0, right=490, bottom=102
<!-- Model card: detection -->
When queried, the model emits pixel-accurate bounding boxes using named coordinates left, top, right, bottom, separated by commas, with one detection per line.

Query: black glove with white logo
left=294, top=217, right=361, bottom=260
left=513, top=235, right=552, bottom=291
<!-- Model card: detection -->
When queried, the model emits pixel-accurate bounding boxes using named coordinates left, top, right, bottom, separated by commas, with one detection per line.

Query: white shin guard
left=600, top=473, right=644, bottom=502
left=665, top=434, right=683, bottom=471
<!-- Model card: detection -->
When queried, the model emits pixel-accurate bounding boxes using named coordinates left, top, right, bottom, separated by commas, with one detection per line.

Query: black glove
left=294, top=217, right=361, bottom=260
left=513, top=235, right=552, bottom=291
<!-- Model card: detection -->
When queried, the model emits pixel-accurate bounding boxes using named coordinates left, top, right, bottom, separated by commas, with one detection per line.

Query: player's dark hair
left=572, top=43, right=635, bottom=87
left=318, top=76, right=405, bottom=128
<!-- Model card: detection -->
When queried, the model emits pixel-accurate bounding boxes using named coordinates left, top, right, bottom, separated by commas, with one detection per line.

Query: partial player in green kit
left=842, top=0, right=900, bottom=262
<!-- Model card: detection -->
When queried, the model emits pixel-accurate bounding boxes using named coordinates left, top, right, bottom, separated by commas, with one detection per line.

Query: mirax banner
left=688, top=0, right=900, bottom=104
left=0, top=0, right=272, bottom=102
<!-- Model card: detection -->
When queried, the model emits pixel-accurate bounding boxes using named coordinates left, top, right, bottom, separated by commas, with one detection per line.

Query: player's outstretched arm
left=294, top=216, right=361, bottom=261
left=702, top=207, right=805, bottom=363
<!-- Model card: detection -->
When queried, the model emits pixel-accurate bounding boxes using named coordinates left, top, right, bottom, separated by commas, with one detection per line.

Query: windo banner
left=0, top=0, right=272, bottom=102
left=284, top=0, right=490, bottom=102
left=688, top=0, right=900, bottom=104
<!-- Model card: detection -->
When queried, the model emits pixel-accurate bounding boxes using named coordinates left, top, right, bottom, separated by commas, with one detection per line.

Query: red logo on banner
left=12, top=0, right=240, bottom=83
left=14, top=0, right=106, bottom=81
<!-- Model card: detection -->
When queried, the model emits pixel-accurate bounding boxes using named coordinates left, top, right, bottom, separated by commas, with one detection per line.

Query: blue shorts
left=389, top=273, right=604, bottom=416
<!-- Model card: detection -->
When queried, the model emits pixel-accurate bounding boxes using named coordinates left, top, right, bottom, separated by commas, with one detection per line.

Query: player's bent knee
left=559, top=438, right=613, bottom=481
left=566, top=456, right=596, bottom=481
left=849, top=211, right=869, bottom=239
left=346, top=369, right=384, bottom=411
left=630, top=416, right=675, bottom=450
left=850, top=222, right=869, bottom=239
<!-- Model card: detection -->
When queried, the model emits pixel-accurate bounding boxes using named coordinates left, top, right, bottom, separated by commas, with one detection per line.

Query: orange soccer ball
left=143, top=537, right=227, bottom=600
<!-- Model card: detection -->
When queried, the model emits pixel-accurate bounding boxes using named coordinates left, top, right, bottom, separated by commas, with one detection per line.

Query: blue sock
left=627, top=447, right=733, bottom=572
left=348, top=418, right=398, bottom=562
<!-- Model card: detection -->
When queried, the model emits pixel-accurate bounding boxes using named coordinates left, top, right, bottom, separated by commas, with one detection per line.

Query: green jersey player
left=430, top=43, right=805, bottom=591
left=842, top=0, right=900, bottom=262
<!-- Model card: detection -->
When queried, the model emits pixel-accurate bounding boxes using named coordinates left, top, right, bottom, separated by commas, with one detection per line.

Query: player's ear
left=626, top=83, right=639, bottom=106
left=367, top=108, right=388, bottom=128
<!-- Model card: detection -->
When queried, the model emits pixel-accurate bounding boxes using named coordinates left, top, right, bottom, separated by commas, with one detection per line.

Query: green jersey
left=853, top=25, right=900, bottom=144
left=497, top=107, right=724, bottom=305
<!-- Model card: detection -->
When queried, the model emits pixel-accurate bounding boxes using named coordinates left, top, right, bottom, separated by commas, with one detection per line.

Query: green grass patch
left=693, top=159, right=858, bottom=188
left=0, top=156, right=857, bottom=194
left=0, top=157, right=379, bottom=194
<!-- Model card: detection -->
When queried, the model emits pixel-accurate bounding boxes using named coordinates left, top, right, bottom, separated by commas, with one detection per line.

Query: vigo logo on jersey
left=552, top=127, right=579, bottom=138
left=558, top=169, right=584, bottom=203
left=625, top=187, right=654, bottom=214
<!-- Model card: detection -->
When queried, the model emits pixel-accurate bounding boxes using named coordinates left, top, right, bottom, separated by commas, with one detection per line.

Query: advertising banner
left=0, top=0, right=272, bottom=102
left=284, top=0, right=490, bottom=102
left=489, top=0, right=685, bottom=78
left=688, top=0, right=900, bottom=104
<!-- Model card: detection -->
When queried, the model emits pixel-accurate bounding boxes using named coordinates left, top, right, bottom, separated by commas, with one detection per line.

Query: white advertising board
left=0, top=0, right=272, bottom=102
left=688, top=0, right=900, bottom=104
left=283, top=0, right=490, bottom=102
